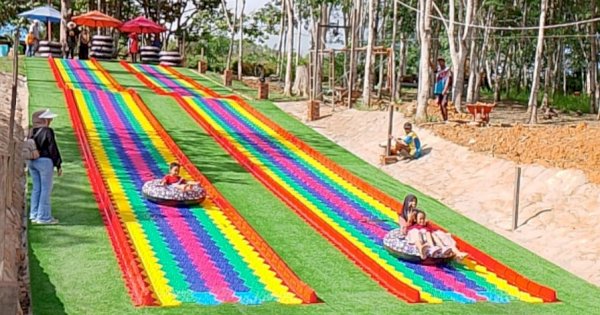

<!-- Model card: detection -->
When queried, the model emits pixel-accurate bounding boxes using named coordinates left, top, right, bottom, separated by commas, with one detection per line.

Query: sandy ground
left=275, top=101, right=600, bottom=288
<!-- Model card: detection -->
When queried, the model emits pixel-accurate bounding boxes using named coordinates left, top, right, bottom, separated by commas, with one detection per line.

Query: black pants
left=66, top=46, right=75, bottom=59
left=79, top=44, right=88, bottom=60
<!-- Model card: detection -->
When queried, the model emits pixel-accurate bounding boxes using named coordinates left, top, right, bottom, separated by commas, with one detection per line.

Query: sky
left=224, top=0, right=312, bottom=55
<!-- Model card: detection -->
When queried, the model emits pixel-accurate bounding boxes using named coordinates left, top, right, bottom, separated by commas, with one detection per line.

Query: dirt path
left=275, top=101, right=600, bottom=288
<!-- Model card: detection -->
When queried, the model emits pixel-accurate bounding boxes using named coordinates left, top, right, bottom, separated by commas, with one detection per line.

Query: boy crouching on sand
left=381, top=122, right=422, bottom=159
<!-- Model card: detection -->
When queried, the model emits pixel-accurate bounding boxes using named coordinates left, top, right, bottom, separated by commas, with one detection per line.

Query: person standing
left=78, top=28, right=90, bottom=60
left=128, top=33, right=139, bottom=63
left=66, top=21, right=79, bottom=59
left=28, top=20, right=40, bottom=55
left=28, top=109, right=63, bottom=225
left=25, top=31, right=35, bottom=57
left=432, top=58, right=453, bottom=122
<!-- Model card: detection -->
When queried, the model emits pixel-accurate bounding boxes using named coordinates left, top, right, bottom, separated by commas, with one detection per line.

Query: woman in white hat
left=28, top=109, right=62, bottom=224
left=66, top=21, right=79, bottom=59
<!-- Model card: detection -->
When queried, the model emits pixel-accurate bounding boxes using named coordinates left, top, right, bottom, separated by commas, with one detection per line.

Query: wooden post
left=386, top=103, right=394, bottom=156
left=512, top=166, right=521, bottom=231
left=8, top=29, right=19, bottom=146
left=198, top=61, right=207, bottom=74
left=223, top=69, right=233, bottom=86
left=258, top=82, right=269, bottom=100
left=307, top=100, right=320, bottom=121
left=329, top=50, right=335, bottom=111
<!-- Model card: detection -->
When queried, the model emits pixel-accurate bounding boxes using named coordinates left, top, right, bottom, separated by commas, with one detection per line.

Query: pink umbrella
left=120, top=17, right=166, bottom=34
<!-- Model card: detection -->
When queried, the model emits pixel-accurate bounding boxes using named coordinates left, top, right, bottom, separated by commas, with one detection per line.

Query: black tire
left=91, top=35, right=112, bottom=41
left=90, top=51, right=113, bottom=59
left=38, top=52, right=62, bottom=58
left=38, top=41, right=62, bottom=48
left=159, top=61, right=180, bottom=67
left=158, top=51, right=181, bottom=57
left=90, top=46, right=113, bottom=53
left=159, top=56, right=182, bottom=62
left=37, top=46, right=63, bottom=54
left=91, top=41, right=113, bottom=48
left=140, top=51, right=159, bottom=57
left=140, top=46, right=160, bottom=52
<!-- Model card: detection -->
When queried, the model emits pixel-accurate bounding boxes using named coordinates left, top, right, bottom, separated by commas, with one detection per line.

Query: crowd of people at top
left=24, top=19, right=161, bottom=63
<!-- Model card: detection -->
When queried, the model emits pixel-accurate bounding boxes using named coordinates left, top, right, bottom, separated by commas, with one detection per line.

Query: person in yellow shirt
left=392, top=122, right=422, bottom=159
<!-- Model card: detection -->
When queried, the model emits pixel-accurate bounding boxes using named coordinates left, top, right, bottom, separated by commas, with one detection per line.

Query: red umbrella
left=120, top=17, right=166, bottom=34
left=72, top=10, right=122, bottom=28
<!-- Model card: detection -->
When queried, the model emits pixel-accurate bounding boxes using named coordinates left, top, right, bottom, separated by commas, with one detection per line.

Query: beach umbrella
left=120, top=17, right=166, bottom=34
left=18, top=5, right=62, bottom=41
left=72, top=10, right=122, bottom=28
left=17, top=5, right=61, bottom=23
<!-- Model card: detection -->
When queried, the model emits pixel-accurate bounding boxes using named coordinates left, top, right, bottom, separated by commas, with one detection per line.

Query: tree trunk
left=60, top=0, right=71, bottom=43
left=527, top=0, right=548, bottom=124
left=465, top=35, right=478, bottom=103
left=237, top=0, right=246, bottom=80
left=296, top=10, right=302, bottom=68
left=283, top=0, right=295, bottom=96
left=276, top=0, right=286, bottom=77
left=589, top=3, right=598, bottom=114
left=362, top=0, right=376, bottom=107
left=376, top=0, right=388, bottom=99
left=390, top=0, right=398, bottom=103
left=416, top=0, right=433, bottom=122
left=445, top=0, right=476, bottom=113
left=222, top=0, right=237, bottom=70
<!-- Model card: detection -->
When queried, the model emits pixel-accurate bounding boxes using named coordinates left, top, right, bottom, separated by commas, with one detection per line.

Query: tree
left=283, top=0, right=295, bottom=96
left=238, top=0, right=246, bottom=80
left=416, top=0, right=433, bottom=122
left=528, top=0, right=548, bottom=124
left=361, top=0, right=376, bottom=106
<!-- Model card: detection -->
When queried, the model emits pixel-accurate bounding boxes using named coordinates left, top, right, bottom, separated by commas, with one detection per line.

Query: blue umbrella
left=17, top=5, right=62, bottom=23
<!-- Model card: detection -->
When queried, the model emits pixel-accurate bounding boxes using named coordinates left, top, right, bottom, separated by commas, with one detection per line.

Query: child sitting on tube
left=161, top=162, right=198, bottom=192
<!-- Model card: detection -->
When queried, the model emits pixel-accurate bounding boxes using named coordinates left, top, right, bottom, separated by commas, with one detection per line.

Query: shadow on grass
left=29, top=244, right=67, bottom=315
left=166, top=130, right=254, bottom=185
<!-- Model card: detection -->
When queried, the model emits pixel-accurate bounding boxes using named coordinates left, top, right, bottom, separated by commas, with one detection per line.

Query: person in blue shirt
left=432, top=58, right=452, bottom=122
left=392, top=122, right=421, bottom=159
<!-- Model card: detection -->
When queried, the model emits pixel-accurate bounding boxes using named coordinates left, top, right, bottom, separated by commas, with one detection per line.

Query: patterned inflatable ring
left=383, top=228, right=454, bottom=265
left=142, top=179, right=207, bottom=207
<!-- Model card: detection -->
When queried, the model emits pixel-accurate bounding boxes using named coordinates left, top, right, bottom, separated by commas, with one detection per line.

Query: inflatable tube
left=38, top=52, right=62, bottom=58
left=159, top=56, right=183, bottom=62
left=142, top=179, right=206, bottom=206
left=159, top=61, right=181, bottom=67
left=140, top=51, right=159, bottom=57
left=140, top=46, right=160, bottom=52
left=37, top=46, right=62, bottom=54
left=91, top=41, right=114, bottom=48
left=38, top=41, right=62, bottom=48
left=91, top=46, right=114, bottom=53
left=158, top=51, right=181, bottom=57
left=383, top=228, right=454, bottom=265
left=90, top=52, right=113, bottom=60
left=92, top=35, right=113, bottom=41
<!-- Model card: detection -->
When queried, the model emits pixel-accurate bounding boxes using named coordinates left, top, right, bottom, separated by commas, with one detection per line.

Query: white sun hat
left=38, top=109, right=58, bottom=119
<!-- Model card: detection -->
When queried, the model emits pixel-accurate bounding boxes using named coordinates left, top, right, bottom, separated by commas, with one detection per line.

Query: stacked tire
left=36, top=41, right=62, bottom=58
left=90, top=35, right=114, bottom=60
left=140, top=46, right=160, bottom=64
left=159, top=51, right=182, bottom=67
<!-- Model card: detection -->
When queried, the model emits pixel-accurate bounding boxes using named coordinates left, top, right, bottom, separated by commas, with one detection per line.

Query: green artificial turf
left=25, top=57, right=600, bottom=314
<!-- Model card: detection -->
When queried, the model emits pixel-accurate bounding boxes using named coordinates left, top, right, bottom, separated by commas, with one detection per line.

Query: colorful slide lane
left=49, top=58, right=318, bottom=306
left=122, top=62, right=557, bottom=304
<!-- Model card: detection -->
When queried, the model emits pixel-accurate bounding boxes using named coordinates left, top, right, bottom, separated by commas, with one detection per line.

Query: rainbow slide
left=48, top=58, right=318, bottom=306
left=121, top=61, right=558, bottom=304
